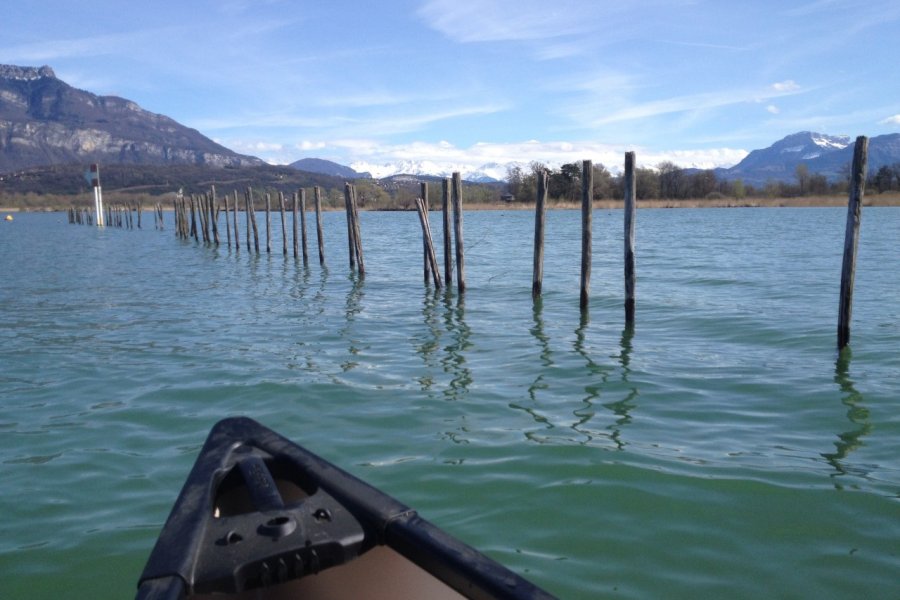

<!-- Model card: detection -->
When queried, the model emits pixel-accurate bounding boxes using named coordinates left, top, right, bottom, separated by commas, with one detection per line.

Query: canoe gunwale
left=136, top=416, right=555, bottom=600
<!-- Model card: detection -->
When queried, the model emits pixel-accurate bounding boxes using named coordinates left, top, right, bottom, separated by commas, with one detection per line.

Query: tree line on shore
left=4, top=160, right=900, bottom=211
left=505, top=161, right=900, bottom=203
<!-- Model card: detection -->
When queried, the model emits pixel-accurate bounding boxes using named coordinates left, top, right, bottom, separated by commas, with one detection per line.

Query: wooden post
left=299, top=188, right=309, bottom=265
left=223, top=191, right=231, bottom=247
left=421, top=182, right=430, bottom=283
left=199, top=194, right=209, bottom=242
left=189, top=194, right=198, bottom=241
left=837, top=136, right=869, bottom=349
left=314, top=186, right=325, bottom=265
left=415, top=197, right=442, bottom=289
left=248, top=188, right=260, bottom=253
left=580, top=160, right=593, bottom=311
left=532, top=169, right=548, bottom=299
left=137, top=201, right=142, bottom=229
left=292, top=192, right=300, bottom=259
left=244, top=190, right=252, bottom=252
left=624, top=152, right=637, bottom=324
left=344, top=183, right=357, bottom=269
left=351, top=185, right=365, bottom=276
left=232, top=190, right=240, bottom=251
left=452, top=172, right=465, bottom=293
left=442, top=178, right=452, bottom=286
left=210, top=186, right=219, bottom=245
left=279, top=191, right=288, bottom=256
left=265, top=192, right=272, bottom=253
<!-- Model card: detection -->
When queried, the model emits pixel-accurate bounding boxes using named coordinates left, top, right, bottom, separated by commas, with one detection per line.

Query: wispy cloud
left=193, top=101, right=509, bottom=140
left=417, top=0, right=594, bottom=43
left=771, top=80, right=800, bottom=93
left=585, top=81, right=807, bottom=127
left=880, top=114, right=900, bottom=125
left=0, top=28, right=178, bottom=62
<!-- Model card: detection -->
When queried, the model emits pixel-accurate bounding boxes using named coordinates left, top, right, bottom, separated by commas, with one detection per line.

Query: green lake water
left=1, top=207, right=898, bottom=598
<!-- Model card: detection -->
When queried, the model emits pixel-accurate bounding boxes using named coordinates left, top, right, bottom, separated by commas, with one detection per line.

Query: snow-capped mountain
left=722, top=131, right=852, bottom=183
left=348, top=159, right=512, bottom=182
left=294, top=131, right=900, bottom=185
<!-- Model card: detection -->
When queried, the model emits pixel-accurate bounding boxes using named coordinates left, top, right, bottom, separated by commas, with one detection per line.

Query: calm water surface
left=1, top=207, right=898, bottom=599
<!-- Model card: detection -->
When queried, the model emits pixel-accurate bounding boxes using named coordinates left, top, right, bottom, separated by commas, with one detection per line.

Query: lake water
left=1, top=206, right=898, bottom=599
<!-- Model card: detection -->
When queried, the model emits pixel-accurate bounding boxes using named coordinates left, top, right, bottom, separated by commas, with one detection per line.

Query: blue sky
left=3, top=0, right=900, bottom=175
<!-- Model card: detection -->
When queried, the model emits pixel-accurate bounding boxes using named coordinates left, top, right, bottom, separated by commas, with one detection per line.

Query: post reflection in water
left=440, top=292, right=472, bottom=401
left=340, top=273, right=365, bottom=372
left=415, top=288, right=442, bottom=391
left=527, top=298, right=552, bottom=404
left=604, top=325, right=638, bottom=451
left=571, top=311, right=610, bottom=444
left=823, top=347, right=873, bottom=488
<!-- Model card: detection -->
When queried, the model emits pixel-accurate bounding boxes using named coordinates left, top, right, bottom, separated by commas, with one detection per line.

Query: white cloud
left=281, top=139, right=750, bottom=177
left=582, top=81, right=806, bottom=127
left=771, top=80, right=801, bottom=93
left=767, top=105, right=780, bottom=114
left=417, top=0, right=593, bottom=43
left=879, top=114, right=900, bottom=125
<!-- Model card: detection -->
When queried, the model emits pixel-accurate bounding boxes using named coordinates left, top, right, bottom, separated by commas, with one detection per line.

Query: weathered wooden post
left=624, top=151, right=636, bottom=324
left=244, top=189, right=251, bottom=251
left=248, top=188, right=260, bottom=253
left=199, top=194, right=209, bottom=243
left=416, top=197, right=442, bottom=289
left=837, top=135, right=869, bottom=349
left=299, top=188, right=309, bottom=265
left=580, top=160, right=593, bottom=311
left=351, top=185, right=365, bottom=276
left=232, top=190, right=240, bottom=250
left=265, top=192, right=272, bottom=253
left=452, top=172, right=466, bottom=293
left=210, top=186, right=220, bottom=245
left=223, top=191, right=231, bottom=247
left=442, top=178, right=452, bottom=286
left=532, top=168, right=548, bottom=299
left=421, top=182, right=430, bottom=283
left=279, top=191, right=288, bottom=256
left=314, top=186, right=325, bottom=265
left=190, top=194, right=198, bottom=241
left=344, top=183, right=356, bottom=268
left=292, top=191, right=300, bottom=259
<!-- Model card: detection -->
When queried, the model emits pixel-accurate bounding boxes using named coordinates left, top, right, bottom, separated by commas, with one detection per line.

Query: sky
left=3, top=0, right=900, bottom=176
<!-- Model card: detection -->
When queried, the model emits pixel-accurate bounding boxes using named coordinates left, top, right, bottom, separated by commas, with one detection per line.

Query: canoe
left=136, top=417, right=555, bottom=599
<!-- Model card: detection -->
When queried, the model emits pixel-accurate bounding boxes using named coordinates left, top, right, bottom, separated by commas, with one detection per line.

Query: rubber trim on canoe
left=136, top=416, right=556, bottom=600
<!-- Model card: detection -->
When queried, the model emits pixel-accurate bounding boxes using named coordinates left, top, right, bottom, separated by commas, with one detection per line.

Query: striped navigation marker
left=84, top=164, right=104, bottom=226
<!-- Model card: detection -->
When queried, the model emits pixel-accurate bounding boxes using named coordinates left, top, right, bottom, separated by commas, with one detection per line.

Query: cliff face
left=0, top=64, right=263, bottom=172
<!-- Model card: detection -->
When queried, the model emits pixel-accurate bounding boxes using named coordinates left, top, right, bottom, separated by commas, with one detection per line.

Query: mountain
left=717, top=131, right=900, bottom=185
left=348, top=159, right=506, bottom=182
left=0, top=64, right=264, bottom=172
left=288, top=157, right=370, bottom=179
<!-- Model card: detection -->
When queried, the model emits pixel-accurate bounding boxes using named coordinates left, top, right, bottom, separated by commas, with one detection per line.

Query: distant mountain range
left=0, top=64, right=263, bottom=172
left=288, top=158, right=370, bottom=179
left=2, top=64, right=899, bottom=187
left=293, top=132, right=900, bottom=185
left=713, top=131, right=900, bottom=185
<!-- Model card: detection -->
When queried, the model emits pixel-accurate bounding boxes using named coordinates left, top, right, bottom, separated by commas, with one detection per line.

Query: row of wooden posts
left=68, top=202, right=152, bottom=228
left=167, top=175, right=472, bottom=291
left=172, top=185, right=327, bottom=264
left=69, top=139, right=869, bottom=349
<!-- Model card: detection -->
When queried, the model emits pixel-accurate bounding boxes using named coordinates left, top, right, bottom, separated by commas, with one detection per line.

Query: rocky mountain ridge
left=0, top=64, right=263, bottom=172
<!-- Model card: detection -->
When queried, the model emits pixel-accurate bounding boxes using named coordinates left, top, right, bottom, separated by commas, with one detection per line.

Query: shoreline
left=3, top=195, right=900, bottom=213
